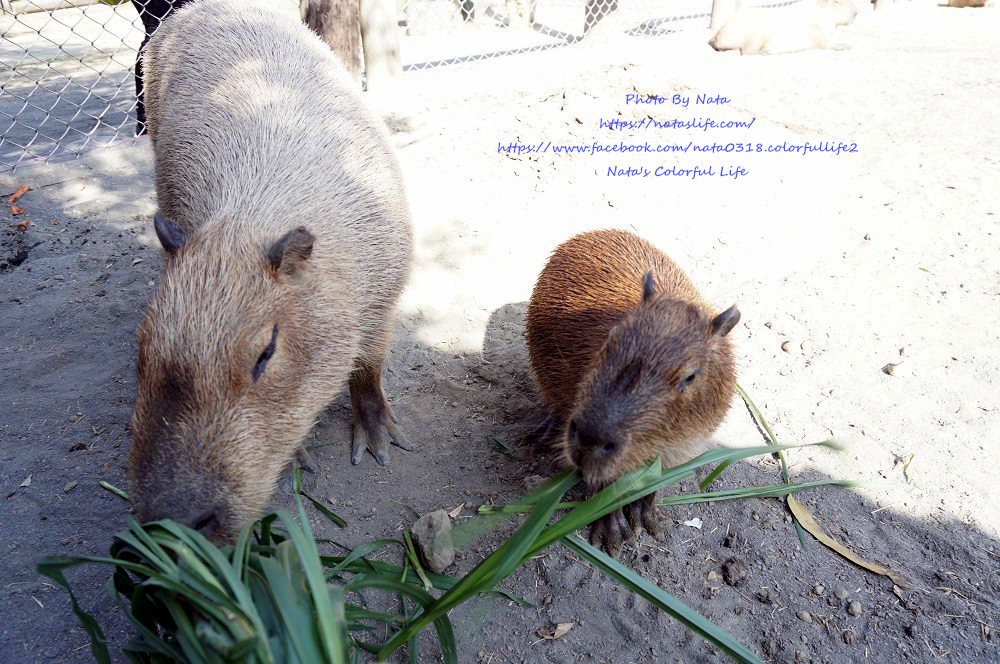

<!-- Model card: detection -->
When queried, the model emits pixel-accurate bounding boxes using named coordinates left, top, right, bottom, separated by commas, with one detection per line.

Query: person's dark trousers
left=130, top=0, right=192, bottom=135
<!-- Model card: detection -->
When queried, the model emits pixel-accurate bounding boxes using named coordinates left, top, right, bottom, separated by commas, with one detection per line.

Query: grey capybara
left=130, top=0, right=413, bottom=542
left=710, top=0, right=858, bottom=55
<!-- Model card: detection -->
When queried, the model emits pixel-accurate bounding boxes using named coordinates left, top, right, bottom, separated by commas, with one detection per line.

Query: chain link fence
left=1, top=0, right=795, bottom=171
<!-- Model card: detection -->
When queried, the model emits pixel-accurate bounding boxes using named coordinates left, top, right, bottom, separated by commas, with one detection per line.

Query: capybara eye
left=682, top=370, right=700, bottom=388
left=252, top=325, right=279, bottom=382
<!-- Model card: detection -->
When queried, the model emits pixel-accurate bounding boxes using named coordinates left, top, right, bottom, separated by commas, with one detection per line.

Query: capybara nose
left=179, top=507, right=220, bottom=535
left=597, top=440, right=619, bottom=457
left=573, top=418, right=622, bottom=460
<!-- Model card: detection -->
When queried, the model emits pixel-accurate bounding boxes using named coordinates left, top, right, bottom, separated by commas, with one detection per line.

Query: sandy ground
left=1, top=2, right=998, bottom=662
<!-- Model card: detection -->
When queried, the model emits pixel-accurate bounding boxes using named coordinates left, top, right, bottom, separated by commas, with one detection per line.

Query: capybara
left=709, top=0, right=858, bottom=55
left=129, top=0, right=413, bottom=542
left=525, top=230, right=740, bottom=554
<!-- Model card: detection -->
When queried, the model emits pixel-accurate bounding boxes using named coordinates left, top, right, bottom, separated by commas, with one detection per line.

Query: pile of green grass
left=40, top=434, right=859, bottom=663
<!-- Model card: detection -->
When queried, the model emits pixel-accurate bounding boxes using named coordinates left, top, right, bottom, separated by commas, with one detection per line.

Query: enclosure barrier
left=1, top=0, right=787, bottom=171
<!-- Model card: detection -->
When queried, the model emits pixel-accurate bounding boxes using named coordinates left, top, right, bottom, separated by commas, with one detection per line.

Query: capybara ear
left=710, top=304, right=741, bottom=337
left=267, top=226, right=315, bottom=275
left=154, top=211, right=186, bottom=255
left=641, top=270, right=657, bottom=302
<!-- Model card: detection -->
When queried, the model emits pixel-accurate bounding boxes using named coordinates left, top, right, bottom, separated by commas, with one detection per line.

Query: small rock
left=62, top=480, right=78, bottom=493
left=812, top=584, right=825, bottom=596
left=847, top=600, right=862, bottom=617
left=722, top=558, right=748, bottom=587
left=523, top=475, right=545, bottom=491
left=781, top=340, right=792, bottom=353
left=411, top=510, right=455, bottom=573
left=905, top=623, right=919, bottom=638
left=761, top=639, right=779, bottom=656
left=881, top=363, right=899, bottom=376
left=834, top=589, right=849, bottom=600
left=796, top=611, right=812, bottom=623
left=794, top=650, right=809, bottom=662
left=756, top=589, right=773, bottom=605
left=842, top=629, right=854, bottom=645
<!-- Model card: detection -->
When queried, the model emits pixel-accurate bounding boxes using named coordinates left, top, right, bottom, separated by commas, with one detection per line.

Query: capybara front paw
left=295, top=446, right=317, bottom=474
left=589, top=493, right=660, bottom=556
left=350, top=402, right=413, bottom=466
left=626, top=493, right=661, bottom=537
left=590, top=508, right=634, bottom=557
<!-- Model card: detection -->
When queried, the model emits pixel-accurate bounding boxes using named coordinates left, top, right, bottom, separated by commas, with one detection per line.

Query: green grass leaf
left=563, top=535, right=762, bottom=664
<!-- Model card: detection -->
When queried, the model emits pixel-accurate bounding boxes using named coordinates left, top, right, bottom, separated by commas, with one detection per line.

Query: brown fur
left=129, top=0, right=412, bottom=542
left=526, top=229, right=739, bottom=488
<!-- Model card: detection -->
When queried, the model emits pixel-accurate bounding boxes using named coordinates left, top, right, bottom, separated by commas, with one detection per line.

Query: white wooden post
left=359, top=0, right=402, bottom=92
left=710, top=0, right=740, bottom=31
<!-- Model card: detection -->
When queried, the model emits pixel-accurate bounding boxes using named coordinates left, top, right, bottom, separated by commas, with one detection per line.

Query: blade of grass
left=488, top=436, right=516, bottom=459
left=660, top=480, right=875, bottom=506
left=563, top=535, right=762, bottom=663
left=401, top=531, right=433, bottom=592
left=295, top=468, right=348, bottom=528
left=698, top=460, right=732, bottom=491
left=36, top=558, right=113, bottom=664
left=346, top=575, right=457, bottom=664
left=279, top=503, right=346, bottom=664
left=479, top=479, right=873, bottom=515
left=377, top=468, right=579, bottom=660
left=737, top=384, right=812, bottom=546
left=324, top=539, right=404, bottom=580
left=258, top=549, right=323, bottom=663
left=99, top=480, right=130, bottom=501
left=524, top=443, right=836, bottom=561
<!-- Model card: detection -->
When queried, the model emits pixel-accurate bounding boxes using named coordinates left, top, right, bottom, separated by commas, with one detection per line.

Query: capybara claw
left=350, top=412, right=410, bottom=466
left=590, top=508, right=634, bottom=557
left=386, top=422, right=414, bottom=451
left=626, top=493, right=661, bottom=538
left=295, top=447, right=317, bottom=474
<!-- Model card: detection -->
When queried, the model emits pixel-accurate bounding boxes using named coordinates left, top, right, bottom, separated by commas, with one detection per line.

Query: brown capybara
left=709, top=0, right=858, bottom=55
left=129, top=0, right=413, bottom=542
left=525, top=230, right=740, bottom=555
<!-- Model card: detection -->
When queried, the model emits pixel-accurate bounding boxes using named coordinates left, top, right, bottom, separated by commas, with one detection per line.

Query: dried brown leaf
left=787, top=495, right=906, bottom=587
left=536, top=622, right=574, bottom=640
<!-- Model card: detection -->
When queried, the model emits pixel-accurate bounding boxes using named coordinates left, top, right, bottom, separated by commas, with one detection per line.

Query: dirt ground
left=1, top=2, right=998, bottom=662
